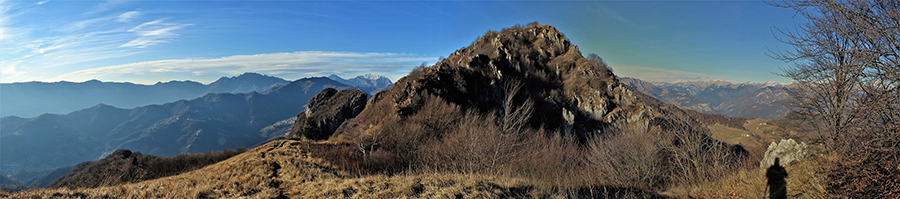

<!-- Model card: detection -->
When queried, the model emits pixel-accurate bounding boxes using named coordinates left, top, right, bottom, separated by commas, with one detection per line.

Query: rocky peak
left=343, top=23, right=655, bottom=141
left=286, top=88, right=367, bottom=140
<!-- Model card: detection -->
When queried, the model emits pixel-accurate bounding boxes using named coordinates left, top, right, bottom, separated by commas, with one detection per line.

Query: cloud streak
left=116, top=11, right=139, bottom=22
left=121, top=19, right=190, bottom=48
left=1, top=0, right=190, bottom=82
left=51, top=51, right=436, bottom=83
left=611, top=65, right=726, bottom=82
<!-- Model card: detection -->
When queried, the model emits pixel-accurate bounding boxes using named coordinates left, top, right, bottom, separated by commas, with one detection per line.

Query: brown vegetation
left=9, top=140, right=671, bottom=198
left=49, top=148, right=246, bottom=189
left=769, top=0, right=900, bottom=197
left=11, top=23, right=758, bottom=198
left=684, top=109, right=747, bottom=130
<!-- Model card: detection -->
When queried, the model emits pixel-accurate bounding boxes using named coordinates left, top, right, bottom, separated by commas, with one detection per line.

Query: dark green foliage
left=301, top=116, right=321, bottom=140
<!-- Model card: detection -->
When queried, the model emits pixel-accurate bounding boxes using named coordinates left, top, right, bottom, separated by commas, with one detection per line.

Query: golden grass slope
left=8, top=140, right=535, bottom=198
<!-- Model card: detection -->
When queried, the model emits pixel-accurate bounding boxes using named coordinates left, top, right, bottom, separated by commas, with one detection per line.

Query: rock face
left=335, top=24, right=654, bottom=141
left=334, top=24, right=725, bottom=145
left=760, top=139, right=809, bottom=168
left=286, top=88, right=367, bottom=140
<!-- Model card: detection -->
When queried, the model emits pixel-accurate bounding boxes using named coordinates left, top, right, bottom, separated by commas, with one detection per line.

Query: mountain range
left=0, top=77, right=356, bottom=184
left=619, top=77, right=792, bottom=119
left=0, top=73, right=289, bottom=118
left=328, top=74, right=393, bottom=94
left=8, top=23, right=743, bottom=198
left=0, top=73, right=393, bottom=118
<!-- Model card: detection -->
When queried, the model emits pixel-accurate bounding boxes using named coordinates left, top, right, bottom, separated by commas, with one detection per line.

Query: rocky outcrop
left=286, top=88, right=367, bottom=140
left=334, top=24, right=725, bottom=144
left=760, top=139, right=809, bottom=168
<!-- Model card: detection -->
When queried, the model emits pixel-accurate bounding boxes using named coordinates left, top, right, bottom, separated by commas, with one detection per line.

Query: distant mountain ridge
left=0, top=77, right=349, bottom=178
left=619, top=77, right=716, bottom=114
left=619, top=78, right=792, bottom=119
left=0, top=72, right=290, bottom=118
left=327, top=74, right=393, bottom=94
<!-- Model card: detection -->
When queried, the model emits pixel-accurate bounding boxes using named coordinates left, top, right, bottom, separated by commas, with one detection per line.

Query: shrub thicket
left=50, top=148, right=246, bottom=189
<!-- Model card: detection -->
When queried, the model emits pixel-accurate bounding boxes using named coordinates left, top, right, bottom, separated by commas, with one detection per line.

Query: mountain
left=10, top=140, right=650, bottom=198
left=653, top=80, right=787, bottom=108
left=715, top=86, right=791, bottom=119
left=0, top=175, right=26, bottom=192
left=0, top=77, right=348, bottom=176
left=330, top=24, right=745, bottom=190
left=327, top=74, right=393, bottom=94
left=0, top=72, right=289, bottom=118
left=644, top=80, right=792, bottom=119
left=336, top=24, right=718, bottom=140
left=9, top=23, right=743, bottom=198
left=206, top=72, right=288, bottom=94
left=619, top=77, right=715, bottom=113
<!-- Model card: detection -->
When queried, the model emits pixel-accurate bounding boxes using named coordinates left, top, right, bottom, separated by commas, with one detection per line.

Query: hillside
left=327, top=23, right=746, bottom=191
left=0, top=72, right=289, bottom=118
left=8, top=140, right=667, bottom=198
left=0, top=77, right=348, bottom=176
left=9, top=23, right=751, bottom=198
left=48, top=148, right=244, bottom=189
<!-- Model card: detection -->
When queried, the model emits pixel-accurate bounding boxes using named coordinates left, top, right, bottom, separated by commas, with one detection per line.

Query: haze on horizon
left=0, top=0, right=802, bottom=85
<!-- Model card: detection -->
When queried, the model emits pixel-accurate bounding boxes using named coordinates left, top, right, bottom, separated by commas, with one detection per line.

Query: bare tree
left=768, top=0, right=900, bottom=196
left=768, top=0, right=868, bottom=141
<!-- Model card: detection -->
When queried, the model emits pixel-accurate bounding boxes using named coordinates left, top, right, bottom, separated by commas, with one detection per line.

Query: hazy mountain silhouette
left=621, top=79, right=791, bottom=119
left=619, top=77, right=715, bottom=114
left=653, top=80, right=787, bottom=108
left=206, top=72, right=289, bottom=94
left=0, top=175, right=26, bottom=192
left=0, top=72, right=289, bottom=118
left=327, top=74, right=393, bottom=94
left=716, top=86, right=790, bottom=119
left=0, top=77, right=349, bottom=177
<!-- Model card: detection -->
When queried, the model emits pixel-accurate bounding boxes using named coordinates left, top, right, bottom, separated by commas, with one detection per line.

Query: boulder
left=760, top=139, right=808, bottom=168
left=286, top=88, right=367, bottom=140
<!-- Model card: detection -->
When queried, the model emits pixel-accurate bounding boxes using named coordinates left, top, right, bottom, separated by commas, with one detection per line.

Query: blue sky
left=0, top=0, right=802, bottom=84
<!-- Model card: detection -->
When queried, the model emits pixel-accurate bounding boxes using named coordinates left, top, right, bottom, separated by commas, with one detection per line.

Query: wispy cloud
left=0, top=0, right=13, bottom=41
left=598, top=5, right=631, bottom=24
left=121, top=19, right=190, bottom=48
left=611, top=65, right=725, bottom=82
left=0, top=60, right=26, bottom=78
left=0, top=0, right=191, bottom=83
left=84, top=0, right=124, bottom=15
left=116, top=11, right=139, bottom=22
left=50, top=51, right=436, bottom=83
left=36, top=0, right=48, bottom=6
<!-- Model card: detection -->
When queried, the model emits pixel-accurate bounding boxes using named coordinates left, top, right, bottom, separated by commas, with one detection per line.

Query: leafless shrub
left=588, top=132, right=661, bottom=189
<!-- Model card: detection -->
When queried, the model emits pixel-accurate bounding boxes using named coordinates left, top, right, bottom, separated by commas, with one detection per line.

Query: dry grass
left=9, top=140, right=588, bottom=198
left=670, top=150, right=831, bottom=199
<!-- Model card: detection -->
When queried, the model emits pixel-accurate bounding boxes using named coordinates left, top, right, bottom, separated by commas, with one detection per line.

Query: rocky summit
left=333, top=24, right=711, bottom=143
left=286, top=88, right=367, bottom=140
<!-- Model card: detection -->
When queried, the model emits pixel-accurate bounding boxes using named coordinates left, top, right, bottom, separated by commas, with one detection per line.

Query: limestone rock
left=286, top=88, right=367, bottom=140
left=760, top=139, right=808, bottom=168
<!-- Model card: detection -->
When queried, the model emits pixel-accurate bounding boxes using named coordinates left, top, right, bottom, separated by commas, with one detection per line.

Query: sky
left=0, top=0, right=804, bottom=85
